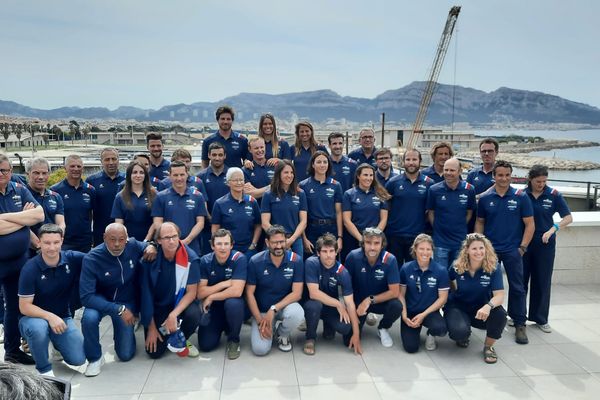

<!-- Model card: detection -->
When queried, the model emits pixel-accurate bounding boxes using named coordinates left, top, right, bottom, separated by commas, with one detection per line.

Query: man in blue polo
left=25, top=157, right=65, bottom=255
left=246, top=225, right=304, bottom=356
left=345, top=228, right=402, bottom=348
left=348, top=128, right=377, bottom=168
left=80, top=223, right=157, bottom=377
left=157, top=148, right=208, bottom=200
left=146, top=133, right=171, bottom=181
left=422, top=142, right=453, bottom=184
left=303, top=233, right=361, bottom=355
left=242, top=137, right=275, bottom=202
left=374, top=147, right=398, bottom=186
left=328, top=132, right=357, bottom=192
left=385, top=149, right=434, bottom=264
left=201, top=105, right=249, bottom=169
left=475, top=160, right=534, bottom=345
left=152, top=161, right=207, bottom=255
left=51, top=154, right=96, bottom=252
left=18, top=224, right=86, bottom=376
left=197, top=229, right=247, bottom=360
left=467, top=138, right=499, bottom=195
left=427, top=157, right=476, bottom=269
left=86, top=147, right=125, bottom=247
left=1, top=154, right=45, bottom=365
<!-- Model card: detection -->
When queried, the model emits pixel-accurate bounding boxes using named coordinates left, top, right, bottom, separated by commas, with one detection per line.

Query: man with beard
left=328, top=132, right=357, bottom=192
left=201, top=106, right=249, bottom=169
left=146, top=133, right=170, bottom=181
left=374, top=147, right=397, bottom=186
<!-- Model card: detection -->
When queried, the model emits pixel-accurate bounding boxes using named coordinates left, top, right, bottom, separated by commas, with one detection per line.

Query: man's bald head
left=443, top=157, right=461, bottom=185
left=104, top=223, right=128, bottom=256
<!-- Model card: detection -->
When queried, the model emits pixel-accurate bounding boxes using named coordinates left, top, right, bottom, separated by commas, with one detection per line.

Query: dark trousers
left=523, top=237, right=555, bottom=325
left=340, top=232, right=359, bottom=263
left=303, top=300, right=352, bottom=341
left=400, top=311, right=447, bottom=353
left=343, top=299, right=403, bottom=344
left=305, top=223, right=336, bottom=258
left=445, top=305, right=507, bottom=342
left=197, top=298, right=245, bottom=352
left=0, top=270, right=21, bottom=354
left=144, top=301, right=201, bottom=359
left=387, top=235, right=416, bottom=265
left=497, top=249, right=527, bottom=326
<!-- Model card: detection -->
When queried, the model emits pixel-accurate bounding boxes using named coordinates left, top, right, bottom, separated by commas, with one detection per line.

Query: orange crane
left=406, top=5, right=461, bottom=150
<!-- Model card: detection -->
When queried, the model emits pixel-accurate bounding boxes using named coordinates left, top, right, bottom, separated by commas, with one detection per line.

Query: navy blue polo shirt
left=248, top=140, right=292, bottom=161
left=399, top=260, right=450, bottom=314
left=385, top=173, right=433, bottom=237
left=149, top=158, right=171, bottom=181
left=426, top=180, right=476, bottom=249
left=342, top=187, right=388, bottom=232
left=201, top=131, right=249, bottom=168
left=247, top=250, right=304, bottom=313
left=197, top=166, right=229, bottom=213
left=526, top=186, right=571, bottom=238
left=158, top=175, right=209, bottom=206
left=331, top=156, right=357, bottom=192
left=27, top=186, right=64, bottom=236
left=291, top=145, right=328, bottom=182
left=86, top=170, right=126, bottom=245
left=421, top=166, right=444, bottom=184
left=348, top=147, right=377, bottom=168
left=50, top=179, right=96, bottom=250
left=477, top=186, right=534, bottom=252
left=305, top=256, right=353, bottom=299
left=345, top=248, right=400, bottom=304
left=299, top=177, right=343, bottom=221
left=111, top=190, right=153, bottom=241
left=211, top=193, right=261, bottom=250
left=18, top=250, right=85, bottom=318
left=199, top=250, right=247, bottom=286
left=80, top=240, right=148, bottom=315
left=151, top=187, right=208, bottom=253
left=448, top=265, right=503, bottom=311
left=375, top=170, right=398, bottom=187
left=466, top=166, right=495, bottom=195
left=243, top=161, right=275, bottom=197
left=260, top=189, right=307, bottom=235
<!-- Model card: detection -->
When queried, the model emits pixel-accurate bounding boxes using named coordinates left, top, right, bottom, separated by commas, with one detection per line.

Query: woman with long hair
left=291, top=121, right=328, bottom=182
left=111, top=160, right=156, bottom=241
left=399, top=234, right=449, bottom=353
left=258, top=113, right=291, bottom=163
left=341, top=163, right=390, bottom=261
left=445, top=233, right=507, bottom=364
left=523, top=165, right=572, bottom=333
left=299, top=151, right=343, bottom=256
left=261, top=160, right=307, bottom=256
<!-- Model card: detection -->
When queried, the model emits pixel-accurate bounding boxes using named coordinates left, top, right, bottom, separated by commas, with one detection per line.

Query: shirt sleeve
left=246, top=258, right=257, bottom=285
left=342, top=190, right=352, bottom=212
left=399, top=265, right=407, bottom=286
left=467, top=187, right=476, bottom=210
left=334, top=182, right=343, bottom=204
left=555, top=193, right=571, bottom=218
left=111, top=194, right=125, bottom=219
left=19, top=186, right=39, bottom=207
left=150, top=194, right=164, bottom=218
left=17, top=262, right=36, bottom=298
left=520, top=193, right=534, bottom=218
left=386, top=256, right=400, bottom=285
left=339, top=269, right=353, bottom=297
left=437, top=266, right=450, bottom=290
left=490, top=267, right=504, bottom=291
left=201, top=136, right=211, bottom=162
left=198, top=258, right=210, bottom=281
left=232, top=254, right=248, bottom=281
left=299, top=190, right=308, bottom=212
left=304, top=258, right=319, bottom=284
left=54, top=193, right=65, bottom=216
left=261, top=191, right=272, bottom=213
left=187, top=258, right=201, bottom=285
left=211, top=201, right=223, bottom=225
left=292, top=259, right=304, bottom=283
left=251, top=200, right=261, bottom=224
left=195, top=193, right=208, bottom=217
left=425, top=187, right=435, bottom=211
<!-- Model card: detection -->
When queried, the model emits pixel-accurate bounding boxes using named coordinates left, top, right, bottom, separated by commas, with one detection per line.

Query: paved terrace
left=2, top=283, right=600, bottom=400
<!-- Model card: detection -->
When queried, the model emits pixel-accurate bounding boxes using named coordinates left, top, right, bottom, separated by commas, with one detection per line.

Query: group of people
left=0, top=105, right=572, bottom=378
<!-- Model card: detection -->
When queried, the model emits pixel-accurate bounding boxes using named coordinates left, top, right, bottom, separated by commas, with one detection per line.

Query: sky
left=1, top=0, right=599, bottom=110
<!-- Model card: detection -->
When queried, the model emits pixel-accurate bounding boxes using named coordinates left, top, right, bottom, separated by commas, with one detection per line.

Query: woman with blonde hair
left=291, top=121, right=328, bottom=182
left=445, top=233, right=507, bottom=364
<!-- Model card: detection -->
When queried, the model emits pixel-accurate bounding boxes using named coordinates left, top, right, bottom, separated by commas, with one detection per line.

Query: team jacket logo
left=479, top=274, right=491, bottom=287
left=543, top=198, right=553, bottom=209
left=374, top=268, right=385, bottom=280
left=231, top=141, right=240, bottom=150
left=291, top=195, right=300, bottom=205
left=244, top=205, right=253, bottom=216
left=325, top=187, right=335, bottom=198
left=65, top=264, right=70, bottom=274
left=507, top=199, right=518, bottom=210
left=225, top=266, right=233, bottom=279
left=82, top=193, right=91, bottom=203
left=12, top=194, right=22, bottom=208
left=185, top=198, right=196, bottom=210
left=426, top=276, right=437, bottom=287
left=283, top=266, right=294, bottom=279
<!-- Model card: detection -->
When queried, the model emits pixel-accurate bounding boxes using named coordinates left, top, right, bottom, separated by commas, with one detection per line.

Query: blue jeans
left=434, top=246, right=459, bottom=270
left=19, top=316, right=85, bottom=373
left=82, top=306, right=136, bottom=363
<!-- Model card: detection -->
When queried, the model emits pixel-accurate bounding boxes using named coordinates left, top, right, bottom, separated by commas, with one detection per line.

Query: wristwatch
left=519, top=245, right=527, bottom=253
left=269, top=305, right=278, bottom=314
left=486, top=301, right=495, bottom=309
left=369, top=295, right=376, bottom=305
left=117, top=305, right=126, bottom=316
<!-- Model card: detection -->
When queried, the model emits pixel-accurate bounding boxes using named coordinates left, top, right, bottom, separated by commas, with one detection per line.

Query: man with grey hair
left=86, top=147, right=125, bottom=246
left=25, top=157, right=65, bottom=254
left=348, top=128, right=378, bottom=168
left=51, top=154, right=96, bottom=252
left=79, top=223, right=157, bottom=376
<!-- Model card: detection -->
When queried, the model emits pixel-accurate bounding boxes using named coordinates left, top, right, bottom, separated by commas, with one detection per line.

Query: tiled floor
left=5, top=284, right=600, bottom=399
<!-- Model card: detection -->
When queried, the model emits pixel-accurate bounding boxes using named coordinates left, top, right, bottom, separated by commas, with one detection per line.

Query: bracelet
left=553, top=223, right=560, bottom=232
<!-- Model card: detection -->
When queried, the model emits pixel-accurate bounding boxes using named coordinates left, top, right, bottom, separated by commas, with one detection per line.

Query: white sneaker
left=40, top=370, right=55, bottom=377
left=507, top=318, right=515, bottom=327
left=425, top=334, right=437, bottom=351
left=366, top=313, right=378, bottom=327
left=0, top=324, right=4, bottom=344
left=186, top=340, right=200, bottom=358
left=84, top=356, right=105, bottom=377
left=277, top=334, right=292, bottom=352
left=74, top=307, right=85, bottom=320
left=378, top=328, right=393, bottom=348
left=536, top=323, right=552, bottom=333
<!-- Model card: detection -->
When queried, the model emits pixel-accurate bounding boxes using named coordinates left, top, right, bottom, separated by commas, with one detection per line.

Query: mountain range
left=2, top=81, right=600, bottom=125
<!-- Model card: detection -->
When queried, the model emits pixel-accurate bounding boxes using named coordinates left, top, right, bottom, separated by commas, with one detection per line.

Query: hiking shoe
left=366, top=313, right=378, bottom=326
left=84, top=356, right=105, bottom=377
left=536, top=323, right=552, bottom=333
left=515, top=325, right=529, bottom=344
left=456, top=338, right=470, bottom=348
left=186, top=340, right=200, bottom=358
left=226, top=341, right=241, bottom=360
left=425, top=334, right=437, bottom=351
left=4, top=349, right=35, bottom=365
left=378, top=328, right=393, bottom=348
left=277, top=334, right=292, bottom=352
left=322, top=326, right=335, bottom=340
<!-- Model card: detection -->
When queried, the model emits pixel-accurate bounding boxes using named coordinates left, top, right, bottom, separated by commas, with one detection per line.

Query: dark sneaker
left=5, top=349, right=35, bottom=365
left=515, top=325, right=529, bottom=344
left=456, top=339, right=470, bottom=348
left=322, top=326, right=335, bottom=340
left=226, top=341, right=241, bottom=360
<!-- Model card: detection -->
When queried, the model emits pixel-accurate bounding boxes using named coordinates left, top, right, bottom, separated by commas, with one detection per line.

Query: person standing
left=291, top=121, right=328, bottom=182
left=523, top=165, right=572, bottom=333
left=328, top=132, right=357, bottom=192
left=146, top=133, right=170, bottom=182
left=202, top=106, right=249, bottom=169
left=467, top=138, right=499, bottom=195
left=374, top=148, right=397, bottom=186
left=157, top=149, right=208, bottom=200
left=348, top=128, right=378, bottom=168
left=422, top=142, right=453, bottom=184
left=242, top=137, right=275, bottom=202
left=475, top=160, right=534, bottom=344
left=254, top=113, right=291, bottom=162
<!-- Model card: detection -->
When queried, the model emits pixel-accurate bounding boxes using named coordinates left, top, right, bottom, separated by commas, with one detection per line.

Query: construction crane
left=405, top=5, right=461, bottom=150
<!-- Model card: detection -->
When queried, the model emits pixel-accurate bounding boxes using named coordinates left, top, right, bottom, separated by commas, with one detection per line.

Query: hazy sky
left=2, top=0, right=599, bottom=110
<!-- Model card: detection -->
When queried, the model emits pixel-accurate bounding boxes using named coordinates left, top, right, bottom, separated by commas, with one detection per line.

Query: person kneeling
left=303, top=233, right=361, bottom=355
left=18, top=224, right=86, bottom=376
